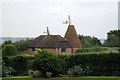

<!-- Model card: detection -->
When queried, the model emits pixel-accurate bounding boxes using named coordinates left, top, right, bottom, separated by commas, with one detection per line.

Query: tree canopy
left=2, top=38, right=33, bottom=52
left=78, top=35, right=101, bottom=48
left=103, top=30, right=120, bottom=47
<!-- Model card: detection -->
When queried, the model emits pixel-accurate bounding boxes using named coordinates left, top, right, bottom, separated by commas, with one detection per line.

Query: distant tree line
left=2, top=38, right=33, bottom=52
left=78, top=29, right=119, bottom=48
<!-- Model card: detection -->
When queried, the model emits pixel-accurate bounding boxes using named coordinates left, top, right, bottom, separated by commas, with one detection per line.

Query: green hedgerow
left=31, top=49, right=62, bottom=77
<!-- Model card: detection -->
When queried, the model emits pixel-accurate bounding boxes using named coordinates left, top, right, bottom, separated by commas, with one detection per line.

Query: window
left=32, top=48, right=36, bottom=52
left=61, top=48, right=66, bottom=52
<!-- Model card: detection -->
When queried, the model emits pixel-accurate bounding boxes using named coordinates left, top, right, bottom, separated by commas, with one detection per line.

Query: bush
left=2, top=61, right=7, bottom=77
left=3, top=56, right=32, bottom=76
left=31, top=49, right=62, bottom=77
left=28, top=70, right=42, bottom=78
left=2, top=61, right=15, bottom=77
left=75, top=47, right=106, bottom=53
left=46, top=72, right=52, bottom=78
left=28, top=70, right=34, bottom=75
left=28, top=70, right=35, bottom=77
left=2, top=44, right=18, bottom=57
left=67, top=65, right=83, bottom=76
left=75, top=48, right=90, bottom=53
left=34, top=70, right=42, bottom=78
left=65, top=52, right=120, bottom=76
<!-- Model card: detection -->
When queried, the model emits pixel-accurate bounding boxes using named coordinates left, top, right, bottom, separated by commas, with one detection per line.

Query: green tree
left=78, top=35, right=101, bottom=48
left=103, top=30, right=120, bottom=47
left=13, top=38, right=33, bottom=52
left=2, top=40, right=12, bottom=47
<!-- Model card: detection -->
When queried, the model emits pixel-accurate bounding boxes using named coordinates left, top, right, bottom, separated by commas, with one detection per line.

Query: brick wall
left=28, top=48, right=37, bottom=54
left=28, top=48, right=77, bottom=54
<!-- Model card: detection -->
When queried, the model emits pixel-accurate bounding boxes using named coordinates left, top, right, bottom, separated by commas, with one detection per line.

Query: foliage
left=28, top=70, right=42, bottom=78
left=31, top=49, right=62, bottom=77
left=103, top=30, right=120, bottom=47
left=2, top=40, right=12, bottom=47
left=78, top=35, right=101, bottom=48
left=2, top=61, right=7, bottom=77
left=59, top=52, right=120, bottom=76
left=67, top=65, right=83, bottom=76
left=75, top=47, right=108, bottom=53
left=2, top=38, right=33, bottom=52
left=28, top=70, right=35, bottom=78
left=3, top=56, right=32, bottom=76
left=2, top=61, right=15, bottom=77
left=3, top=51, right=120, bottom=77
left=13, top=38, right=33, bottom=52
left=28, top=70, right=34, bottom=75
left=46, top=72, right=52, bottom=78
left=34, top=70, right=42, bottom=78
left=2, top=44, right=18, bottom=57
left=2, top=76, right=120, bottom=80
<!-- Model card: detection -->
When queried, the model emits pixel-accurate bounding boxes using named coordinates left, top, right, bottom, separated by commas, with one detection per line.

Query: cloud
left=0, top=1, right=118, bottom=39
left=0, top=0, right=119, bottom=2
left=40, top=7, right=62, bottom=13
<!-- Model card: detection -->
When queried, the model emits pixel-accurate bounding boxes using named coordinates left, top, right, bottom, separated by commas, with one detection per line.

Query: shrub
left=67, top=69, right=72, bottom=76
left=68, top=65, right=83, bottom=76
left=34, top=70, right=42, bottom=78
left=2, top=44, right=18, bottom=57
left=3, top=56, right=32, bottom=76
left=65, top=53, right=120, bottom=76
left=46, top=72, right=52, bottom=78
left=28, top=70, right=35, bottom=78
left=2, top=61, right=15, bottom=77
left=31, top=49, right=62, bottom=77
left=5, top=67, right=15, bottom=76
left=28, top=70, right=34, bottom=75
left=2, top=61, right=7, bottom=77
left=75, top=47, right=106, bottom=53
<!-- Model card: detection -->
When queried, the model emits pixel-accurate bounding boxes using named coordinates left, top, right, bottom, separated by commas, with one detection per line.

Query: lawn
left=1, top=76, right=120, bottom=80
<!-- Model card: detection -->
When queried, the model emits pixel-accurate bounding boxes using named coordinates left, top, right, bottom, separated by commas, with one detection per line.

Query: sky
left=0, top=0, right=119, bottom=39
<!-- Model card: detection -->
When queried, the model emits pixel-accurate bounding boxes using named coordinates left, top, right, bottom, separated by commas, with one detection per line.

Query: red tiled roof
left=64, top=25, right=82, bottom=48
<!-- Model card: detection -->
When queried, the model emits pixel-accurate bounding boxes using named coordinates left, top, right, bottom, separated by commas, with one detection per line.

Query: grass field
left=1, top=76, right=120, bottom=80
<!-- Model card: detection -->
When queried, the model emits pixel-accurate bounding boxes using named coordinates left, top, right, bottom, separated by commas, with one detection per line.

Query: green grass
left=1, top=76, right=120, bottom=80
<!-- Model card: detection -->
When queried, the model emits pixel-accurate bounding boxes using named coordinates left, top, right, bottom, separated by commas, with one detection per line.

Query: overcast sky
left=0, top=0, right=119, bottom=39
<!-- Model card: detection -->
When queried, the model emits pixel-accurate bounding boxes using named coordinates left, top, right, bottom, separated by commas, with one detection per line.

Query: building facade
left=28, top=25, right=82, bottom=54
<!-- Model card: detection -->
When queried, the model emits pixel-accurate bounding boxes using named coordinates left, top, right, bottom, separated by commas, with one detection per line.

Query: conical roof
left=64, top=25, right=82, bottom=48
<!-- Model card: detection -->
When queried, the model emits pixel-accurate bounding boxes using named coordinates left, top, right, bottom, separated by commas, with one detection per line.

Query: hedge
left=2, top=44, right=18, bottom=57
left=3, top=52, right=120, bottom=76
left=3, top=56, right=34, bottom=76
left=58, top=52, right=120, bottom=76
left=75, top=47, right=120, bottom=53
left=31, top=49, right=62, bottom=77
